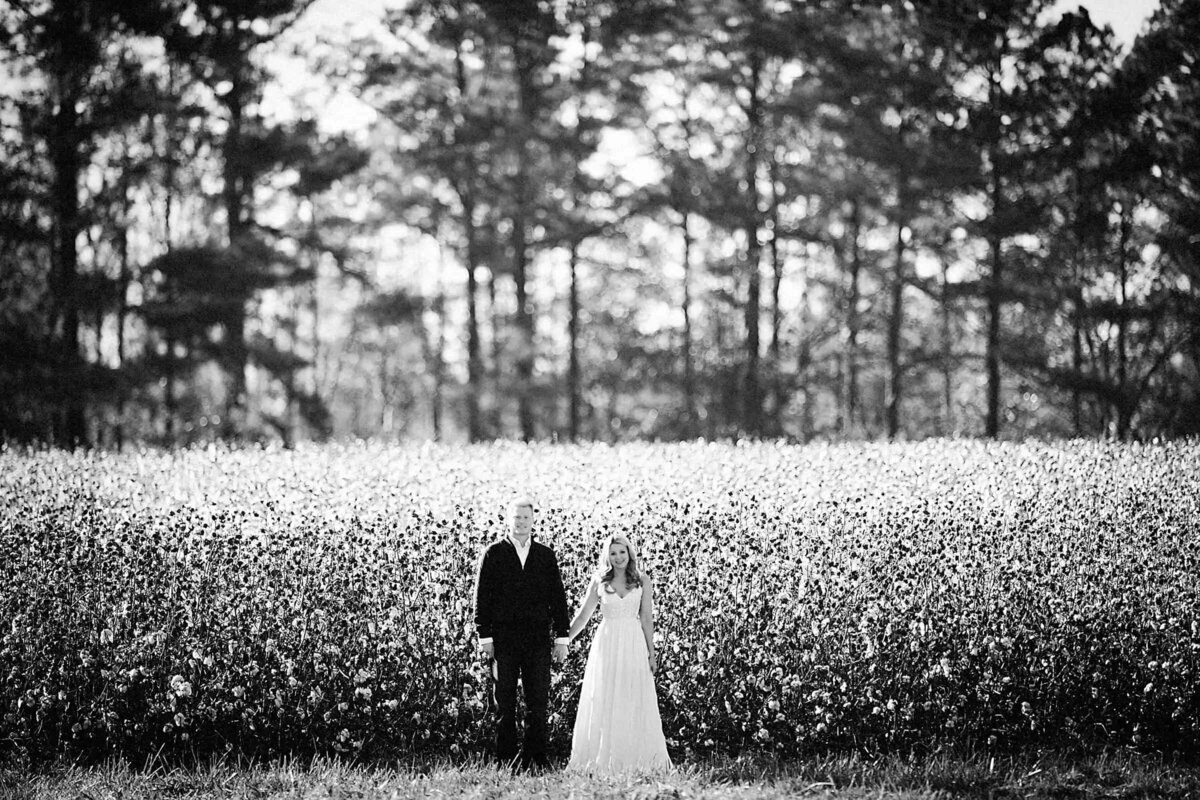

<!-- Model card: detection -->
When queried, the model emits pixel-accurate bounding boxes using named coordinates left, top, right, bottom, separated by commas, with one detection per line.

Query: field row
left=2, top=441, right=1198, bottom=761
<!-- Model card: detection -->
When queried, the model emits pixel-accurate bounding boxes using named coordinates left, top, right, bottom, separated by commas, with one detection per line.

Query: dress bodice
left=598, top=584, right=641, bottom=621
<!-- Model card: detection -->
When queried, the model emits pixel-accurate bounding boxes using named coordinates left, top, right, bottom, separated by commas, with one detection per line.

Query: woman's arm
left=567, top=576, right=601, bottom=641
left=639, top=575, right=657, bottom=673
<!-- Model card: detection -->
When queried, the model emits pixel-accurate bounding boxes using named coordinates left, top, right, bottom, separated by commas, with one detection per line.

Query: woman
left=566, top=534, right=672, bottom=772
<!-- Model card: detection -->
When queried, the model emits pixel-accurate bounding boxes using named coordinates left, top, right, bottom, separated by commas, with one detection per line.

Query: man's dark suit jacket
left=474, top=537, right=570, bottom=643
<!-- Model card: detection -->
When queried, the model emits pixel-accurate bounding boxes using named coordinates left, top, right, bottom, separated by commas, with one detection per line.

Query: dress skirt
left=567, top=587, right=671, bottom=772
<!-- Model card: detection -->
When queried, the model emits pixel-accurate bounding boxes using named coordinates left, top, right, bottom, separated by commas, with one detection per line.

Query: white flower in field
left=174, top=712, right=186, bottom=727
left=232, top=686, right=245, bottom=698
left=100, top=629, right=114, bottom=645
left=353, top=668, right=372, bottom=685
left=355, top=687, right=372, bottom=701
left=169, top=675, right=192, bottom=698
left=384, top=699, right=399, bottom=711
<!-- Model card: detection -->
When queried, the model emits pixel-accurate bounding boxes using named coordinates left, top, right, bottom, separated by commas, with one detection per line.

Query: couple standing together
left=473, top=498, right=672, bottom=773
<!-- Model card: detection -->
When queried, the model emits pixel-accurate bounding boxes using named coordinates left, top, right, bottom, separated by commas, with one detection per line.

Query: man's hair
left=509, top=498, right=534, bottom=517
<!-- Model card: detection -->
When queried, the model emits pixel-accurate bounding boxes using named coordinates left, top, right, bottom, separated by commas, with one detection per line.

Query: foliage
left=1, top=441, right=1198, bottom=765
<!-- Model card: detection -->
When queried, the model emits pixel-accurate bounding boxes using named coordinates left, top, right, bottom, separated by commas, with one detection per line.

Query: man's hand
left=552, top=643, right=568, bottom=664
left=480, top=641, right=494, bottom=660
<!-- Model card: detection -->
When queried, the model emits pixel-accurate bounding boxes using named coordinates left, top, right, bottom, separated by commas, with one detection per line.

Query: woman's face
left=608, top=543, right=630, bottom=570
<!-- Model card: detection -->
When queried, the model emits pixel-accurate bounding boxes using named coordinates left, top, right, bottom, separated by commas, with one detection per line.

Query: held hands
left=480, top=641, right=567, bottom=662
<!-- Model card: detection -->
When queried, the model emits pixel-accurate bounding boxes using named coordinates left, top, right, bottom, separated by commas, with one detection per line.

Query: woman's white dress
left=567, top=585, right=672, bottom=772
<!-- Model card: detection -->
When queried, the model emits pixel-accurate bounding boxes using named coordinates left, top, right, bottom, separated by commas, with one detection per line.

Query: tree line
left=2, top=0, right=1198, bottom=446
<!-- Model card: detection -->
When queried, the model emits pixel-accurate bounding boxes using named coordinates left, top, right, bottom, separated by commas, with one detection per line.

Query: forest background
left=2, top=0, right=1198, bottom=448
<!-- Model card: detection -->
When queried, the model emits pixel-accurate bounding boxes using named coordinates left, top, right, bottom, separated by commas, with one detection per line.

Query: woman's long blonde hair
left=596, top=533, right=643, bottom=592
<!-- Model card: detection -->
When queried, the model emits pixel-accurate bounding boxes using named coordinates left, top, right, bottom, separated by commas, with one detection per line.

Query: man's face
left=511, top=504, right=533, bottom=537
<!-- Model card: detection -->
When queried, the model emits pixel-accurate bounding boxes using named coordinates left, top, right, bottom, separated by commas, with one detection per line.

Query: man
left=474, top=498, right=570, bottom=770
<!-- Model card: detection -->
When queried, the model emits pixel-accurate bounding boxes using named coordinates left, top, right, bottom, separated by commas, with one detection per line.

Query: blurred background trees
left=1, top=0, right=1196, bottom=447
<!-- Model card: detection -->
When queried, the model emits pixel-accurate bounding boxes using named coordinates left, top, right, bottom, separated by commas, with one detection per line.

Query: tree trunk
left=464, top=211, right=483, bottom=441
left=511, top=45, right=537, bottom=442
left=487, top=266, right=502, bottom=435
left=797, top=260, right=812, bottom=441
left=886, top=189, right=908, bottom=440
left=568, top=240, right=581, bottom=442
left=1116, top=200, right=1132, bottom=440
left=845, top=198, right=863, bottom=436
left=565, top=21, right=597, bottom=444
left=985, top=179, right=1003, bottom=439
left=163, top=64, right=178, bottom=444
left=116, top=148, right=133, bottom=451
left=741, top=52, right=765, bottom=437
left=432, top=244, right=447, bottom=442
left=511, top=200, right=534, bottom=442
left=454, top=29, right=484, bottom=442
left=165, top=340, right=178, bottom=441
left=984, top=63, right=1005, bottom=439
left=712, top=305, right=727, bottom=438
left=1070, top=186, right=1085, bottom=436
left=222, top=80, right=250, bottom=439
left=1071, top=268, right=1084, bottom=435
left=767, top=158, right=785, bottom=436
left=940, top=257, right=954, bottom=436
left=49, top=52, right=88, bottom=448
left=681, top=210, right=698, bottom=438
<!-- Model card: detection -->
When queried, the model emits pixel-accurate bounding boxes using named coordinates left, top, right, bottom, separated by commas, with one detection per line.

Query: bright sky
left=1059, top=0, right=1160, bottom=45
left=301, top=0, right=1161, bottom=46
left=281, top=0, right=1162, bottom=135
